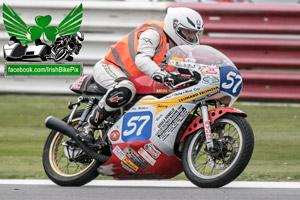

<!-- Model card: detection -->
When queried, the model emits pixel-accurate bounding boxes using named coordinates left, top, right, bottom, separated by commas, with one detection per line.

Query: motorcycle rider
left=49, top=31, right=84, bottom=61
left=78, top=7, right=204, bottom=144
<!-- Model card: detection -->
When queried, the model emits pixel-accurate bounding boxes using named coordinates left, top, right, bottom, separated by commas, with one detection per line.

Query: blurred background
left=0, top=0, right=300, bottom=180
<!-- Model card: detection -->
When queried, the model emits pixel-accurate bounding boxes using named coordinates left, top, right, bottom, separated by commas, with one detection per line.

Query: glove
left=151, top=69, right=169, bottom=83
left=152, top=69, right=189, bottom=86
left=165, top=73, right=189, bottom=86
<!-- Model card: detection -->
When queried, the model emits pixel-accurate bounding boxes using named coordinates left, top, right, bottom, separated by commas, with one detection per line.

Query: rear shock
left=77, top=97, right=98, bottom=128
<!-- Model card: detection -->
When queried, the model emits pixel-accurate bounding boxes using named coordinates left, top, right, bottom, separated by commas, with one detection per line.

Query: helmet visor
left=176, top=25, right=203, bottom=45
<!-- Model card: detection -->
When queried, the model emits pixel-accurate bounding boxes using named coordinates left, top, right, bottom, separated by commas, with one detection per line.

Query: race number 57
left=221, top=71, right=242, bottom=94
left=123, top=115, right=151, bottom=137
left=122, top=111, right=153, bottom=142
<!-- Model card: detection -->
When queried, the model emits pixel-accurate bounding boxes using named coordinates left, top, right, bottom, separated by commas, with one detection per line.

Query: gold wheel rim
left=48, top=117, right=95, bottom=177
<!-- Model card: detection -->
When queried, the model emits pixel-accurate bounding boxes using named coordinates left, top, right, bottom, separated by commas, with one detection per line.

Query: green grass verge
left=0, top=94, right=300, bottom=181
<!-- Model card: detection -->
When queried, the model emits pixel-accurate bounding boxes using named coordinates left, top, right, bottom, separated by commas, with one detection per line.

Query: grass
left=0, top=94, right=300, bottom=181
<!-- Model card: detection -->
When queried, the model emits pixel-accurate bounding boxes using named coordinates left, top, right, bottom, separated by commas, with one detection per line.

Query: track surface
left=1, top=180, right=300, bottom=200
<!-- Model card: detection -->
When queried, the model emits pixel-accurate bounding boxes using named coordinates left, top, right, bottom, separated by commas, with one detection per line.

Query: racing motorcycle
left=48, top=33, right=83, bottom=62
left=43, top=45, right=254, bottom=188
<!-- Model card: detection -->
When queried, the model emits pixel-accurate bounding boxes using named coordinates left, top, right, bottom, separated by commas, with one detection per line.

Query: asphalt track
left=1, top=180, right=300, bottom=200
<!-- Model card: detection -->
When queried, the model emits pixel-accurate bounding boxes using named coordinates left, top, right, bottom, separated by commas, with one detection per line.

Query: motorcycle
left=43, top=45, right=254, bottom=188
left=47, top=33, right=83, bottom=62
left=3, top=37, right=50, bottom=61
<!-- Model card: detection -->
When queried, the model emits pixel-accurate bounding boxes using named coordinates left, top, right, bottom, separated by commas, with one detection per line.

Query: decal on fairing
left=138, top=148, right=156, bottom=166
left=202, top=75, right=220, bottom=85
left=70, top=75, right=86, bottom=90
left=155, top=105, right=189, bottom=141
left=124, top=145, right=149, bottom=170
left=121, top=162, right=135, bottom=173
left=113, top=146, right=126, bottom=160
left=122, top=111, right=153, bottom=142
left=144, top=143, right=161, bottom=159
left=122, top=156, right=139, bottom=172
left=198, top=65, right=218, bottom=75
left=138, top=86, right=220, bottom=113
left=110, top=130, right=120, bottom=142
left=220, top=66, right=242, bottom=97
left=112, top=146, right=139, bottom=172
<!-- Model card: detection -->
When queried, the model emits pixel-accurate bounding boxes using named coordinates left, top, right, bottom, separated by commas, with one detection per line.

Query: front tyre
left=182, top=114, right=254, bottom=188
left=42, top=110, right=101, bottom=186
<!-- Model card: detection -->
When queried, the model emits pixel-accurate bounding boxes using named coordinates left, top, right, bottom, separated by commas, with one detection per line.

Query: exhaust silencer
left=45, top=116, right=110, bottom=164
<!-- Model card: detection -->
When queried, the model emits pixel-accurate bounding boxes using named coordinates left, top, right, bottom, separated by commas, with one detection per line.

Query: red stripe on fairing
left=100, top=140, right=182, bottom=179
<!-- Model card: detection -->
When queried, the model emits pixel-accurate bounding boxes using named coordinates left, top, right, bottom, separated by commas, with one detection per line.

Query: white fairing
left=106, top=45, right=242, bottom=156
left=165, top=45, right=242, bottom=107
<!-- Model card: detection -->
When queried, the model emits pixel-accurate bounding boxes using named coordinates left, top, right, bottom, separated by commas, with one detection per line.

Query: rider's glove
left=165, top=73, right=189, bottom=86
left=152, top=69, right=168, bottom=83
left=152, top=69, right=189, bottom=86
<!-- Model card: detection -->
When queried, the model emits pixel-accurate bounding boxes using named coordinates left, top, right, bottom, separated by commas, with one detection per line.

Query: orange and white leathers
left=93, top=27, right=168, bottom=112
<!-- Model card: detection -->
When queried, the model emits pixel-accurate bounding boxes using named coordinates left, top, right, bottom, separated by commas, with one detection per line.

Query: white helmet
left=164, top=7, right=204, bottom=46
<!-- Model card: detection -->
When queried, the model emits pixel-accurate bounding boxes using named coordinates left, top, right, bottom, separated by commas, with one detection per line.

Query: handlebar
left=164, top=71, right=201, bottom=90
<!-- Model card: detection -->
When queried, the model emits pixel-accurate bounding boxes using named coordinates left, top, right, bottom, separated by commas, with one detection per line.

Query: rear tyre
left=182, top=114, right=254, bottom=188
left=42, top=110, right=101, bottom=186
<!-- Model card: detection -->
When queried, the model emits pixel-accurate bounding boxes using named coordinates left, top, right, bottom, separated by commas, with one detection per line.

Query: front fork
left=200, top=103, right=214, bottom=149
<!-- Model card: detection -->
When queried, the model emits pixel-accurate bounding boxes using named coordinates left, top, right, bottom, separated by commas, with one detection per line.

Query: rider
left=78, top=7, right=204, bottom=144
left=50, top=31, right=84, bottom=61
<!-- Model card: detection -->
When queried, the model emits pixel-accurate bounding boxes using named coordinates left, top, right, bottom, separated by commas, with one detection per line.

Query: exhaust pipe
left=45, top=116, right=110, bottom=164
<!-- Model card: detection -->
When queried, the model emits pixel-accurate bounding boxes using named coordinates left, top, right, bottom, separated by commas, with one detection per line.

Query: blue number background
left=121, top=111, right=153, bottom=142
left=219, top=65, right=243, bottom=97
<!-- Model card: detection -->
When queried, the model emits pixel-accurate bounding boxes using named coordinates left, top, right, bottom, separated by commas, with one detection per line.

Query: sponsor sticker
left=124, top=145, right=149, bottom=170
left=122, top=157, right=139, bottom=172
left=112, top=146, right=126, bottom=160
left=121, top=162, right=135, bottom=173
left=110, top=130, right=120, bottom=142
left=70, top=75, right=87, bottom=90
left=202, top=75, right=220, bottom=85
left=112, top=146, right=139, bottom=172
left=155, top=105, right=189, bottom=141
left=144, top=143, right=161, bottom=159
left=204, top=121, right=213, bottom=141
left=138, top=148, right=156, bottom=166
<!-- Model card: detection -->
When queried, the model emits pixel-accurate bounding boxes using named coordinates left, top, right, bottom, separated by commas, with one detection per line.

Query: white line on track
left=0, top=180, right=300, bottom=188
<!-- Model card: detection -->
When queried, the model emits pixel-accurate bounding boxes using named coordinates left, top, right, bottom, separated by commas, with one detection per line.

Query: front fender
left=180, top=107, right=246, bottom=142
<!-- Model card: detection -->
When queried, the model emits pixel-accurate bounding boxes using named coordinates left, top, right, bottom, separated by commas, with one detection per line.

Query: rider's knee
left=101, top=78, right=136, bottom=111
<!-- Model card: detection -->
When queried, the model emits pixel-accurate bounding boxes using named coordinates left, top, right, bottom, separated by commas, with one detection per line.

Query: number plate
left=220, top=66, right=243, bottom=97
left=122, top=111, right=153, bottom=142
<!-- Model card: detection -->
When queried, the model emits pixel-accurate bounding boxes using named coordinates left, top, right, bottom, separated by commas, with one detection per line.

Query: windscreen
left=166, top=45, right=235, bottom=69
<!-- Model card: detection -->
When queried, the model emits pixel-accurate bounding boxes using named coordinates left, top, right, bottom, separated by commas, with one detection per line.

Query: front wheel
left=42, top=110, right=101, bottom=186
left=182, top=114, right=254, bottom=188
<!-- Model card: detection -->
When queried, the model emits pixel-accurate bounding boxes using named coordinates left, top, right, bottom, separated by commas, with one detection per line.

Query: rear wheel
left=42, top=110, right=101, bottom=186
left=182, top=114, right=254, bottom=188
